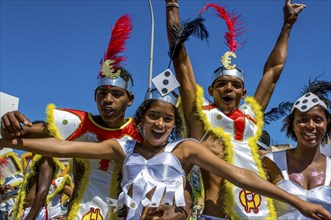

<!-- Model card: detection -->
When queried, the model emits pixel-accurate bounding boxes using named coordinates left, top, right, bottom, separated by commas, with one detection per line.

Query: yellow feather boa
left=195, top=85, right=276, bottom=220
left=46, top=103, right=119, bottom=219
left=46, top=103, right=62, bottom=139
left=0, top=151, right=23, bottom=203
left=46, top=174, right=73, bottom=204
left=0, top=151, right=23, bottom=178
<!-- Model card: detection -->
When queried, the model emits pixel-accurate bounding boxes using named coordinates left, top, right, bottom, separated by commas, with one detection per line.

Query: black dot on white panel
left=162, top=88, right=168, bottom=94
left=164, top=71, right=171, bottom=77
left=305, top=93, right=311, bottom=97
left=163, top=79, right=169, bottom=85
left=295, top=101, right=300, bottom=106
left=312, top=98, right=318, bottom=103
left=301, top=105, right=307, bottom=110
left=303, top=99, right=308, bottom=104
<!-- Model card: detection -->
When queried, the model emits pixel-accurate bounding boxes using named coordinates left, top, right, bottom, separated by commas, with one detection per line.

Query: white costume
left=265, top=150, right=331, bottom=219
left=112, top=139, right=186, bottom=220
left=195, top=86, right=276, bottom=219
left=46, top=105, right=141, bottom=219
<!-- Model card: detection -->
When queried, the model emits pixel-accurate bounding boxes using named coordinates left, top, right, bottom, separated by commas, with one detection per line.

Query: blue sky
left=1, top=0, right=330, bottom=147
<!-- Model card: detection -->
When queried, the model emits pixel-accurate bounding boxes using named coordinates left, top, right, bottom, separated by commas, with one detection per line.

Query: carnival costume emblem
left=82, top=208, right=103, bottom=220
left=101, top=60, right=121, bottom=79
left=200, top=4, right=245, bottom=83
left=221, top=51, right=237, bottom=70
left=239, top=189, right=262, bottom=214
left=97, top=14, right=133, bottom=93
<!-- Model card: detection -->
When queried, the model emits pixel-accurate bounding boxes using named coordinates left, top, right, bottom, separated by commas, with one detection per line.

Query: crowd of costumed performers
left=1, top=0, right=331, bottom=219
left=0, top=149, right=73, bottom=220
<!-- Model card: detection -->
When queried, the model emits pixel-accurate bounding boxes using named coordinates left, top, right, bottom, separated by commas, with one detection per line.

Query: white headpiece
left=291, top=92, right=327, bottom=113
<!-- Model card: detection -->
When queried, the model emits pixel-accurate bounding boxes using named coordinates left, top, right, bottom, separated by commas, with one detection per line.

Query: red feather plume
left=199, top=4, right=244, bottom=52
left=103, top=14, right=133, bottom=67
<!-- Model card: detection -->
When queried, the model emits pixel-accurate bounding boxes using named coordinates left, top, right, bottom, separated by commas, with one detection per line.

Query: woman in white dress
left=263, top=91, right=331, bottom=220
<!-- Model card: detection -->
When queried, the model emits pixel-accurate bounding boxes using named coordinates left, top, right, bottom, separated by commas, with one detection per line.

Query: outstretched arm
left=0, top=137, right=123, bottom=162
left=166, top=0, right=205, bottom=140
left=178, top=140, right=331, bottom=220
left=254, top=0, right=306, bottom=111
left=25, top=157, right=55, bottom=220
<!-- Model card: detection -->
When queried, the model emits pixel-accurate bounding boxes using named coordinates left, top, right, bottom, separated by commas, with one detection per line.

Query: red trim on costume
left=51, top=180, right=57, bottom=188
left=45, top=206, right=48, bottom=220
left=202, top=103, right=218, bottom=111
left=244, top=114, right=255, bottom=124
left=226, top=109, right=245, bottom=141
left=59, top=108, right=142, bottom=142
left=58, top=108, right=142, bottom=172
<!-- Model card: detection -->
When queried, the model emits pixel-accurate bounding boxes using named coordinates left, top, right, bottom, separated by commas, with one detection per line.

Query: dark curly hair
left=281, top=95, right=331, bottom=143
left=133, top=99, right=183, bottom=142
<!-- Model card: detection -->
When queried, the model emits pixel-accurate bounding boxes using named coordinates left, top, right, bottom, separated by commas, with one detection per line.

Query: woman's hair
left=133, top=99, right=183, bottom=142
left=281, top=95, right=331, bottom=143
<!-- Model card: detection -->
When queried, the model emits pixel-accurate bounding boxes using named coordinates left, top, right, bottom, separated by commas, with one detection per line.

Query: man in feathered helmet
left=166, top=0, right=305, bottom=219
left=1, top=14, right=139, bottom=219
left=1, top=13, right=192, bottom=219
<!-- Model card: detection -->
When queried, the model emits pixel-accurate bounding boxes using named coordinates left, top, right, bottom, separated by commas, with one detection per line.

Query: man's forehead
left=97, top=85, right=126, bottom=92
left=213, top=75, right=243, bottom=83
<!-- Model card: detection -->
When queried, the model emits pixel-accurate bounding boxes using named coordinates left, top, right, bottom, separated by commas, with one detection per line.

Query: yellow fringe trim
left=67, top=159, right=120, bottom=220
left=109, top=164, right=121, bottom=220
left=195, top=85, right=276, bottom=220
left=67, top=158, right=91, bottom=219
left=45, top=103, right=62, bottom=139
left=45, top=104, right=120, bottom=219
left=0, top=152, right=23, bottom=204
left=21, top=152, right=33, bottom=175
left=59, top=164, right=71, bottom=177
left=10, top=155, right=64, bottom=220
left=46, top=174, right=73, bottom=204
left=0, top=151, right=23, bottom=176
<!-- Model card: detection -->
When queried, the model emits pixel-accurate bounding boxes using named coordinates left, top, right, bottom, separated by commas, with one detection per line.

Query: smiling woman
left=263, top=91, right=331, bottom=219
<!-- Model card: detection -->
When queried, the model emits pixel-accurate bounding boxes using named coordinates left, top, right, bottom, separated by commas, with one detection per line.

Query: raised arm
left=166, top=0, right=205, bottom=140
left=178, top=140, right=331, bottom=220
left=0, top=137, right=123, bottom=162
left=254, top=0, right=306, bottom=111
